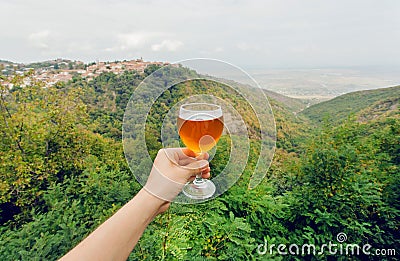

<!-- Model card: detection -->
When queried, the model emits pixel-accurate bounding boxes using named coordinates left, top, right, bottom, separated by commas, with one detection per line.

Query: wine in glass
left=177, top=103, right=224, bottom=199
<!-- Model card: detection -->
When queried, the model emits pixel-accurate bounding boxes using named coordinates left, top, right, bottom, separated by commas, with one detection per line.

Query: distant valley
left=250, top=68, right=400, bottom=104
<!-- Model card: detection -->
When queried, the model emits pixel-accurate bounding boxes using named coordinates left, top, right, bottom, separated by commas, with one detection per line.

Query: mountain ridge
left=301, top=85, right=400, bottom=123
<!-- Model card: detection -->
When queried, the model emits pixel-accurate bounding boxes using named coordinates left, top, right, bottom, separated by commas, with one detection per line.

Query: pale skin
left=60, top=148, right=210, bottom=261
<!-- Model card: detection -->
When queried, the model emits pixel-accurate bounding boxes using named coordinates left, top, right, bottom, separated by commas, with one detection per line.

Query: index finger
left=180, top=148, right=209, bottom=160
left=167, top=148, right=197, bottom=159
left=164, top=148, right=209, bottom=161
left=180, top=148, right=197, bottom=158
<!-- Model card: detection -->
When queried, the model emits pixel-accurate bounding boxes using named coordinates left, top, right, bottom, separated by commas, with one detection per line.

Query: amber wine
left=177, top=114, right=224, bottom=153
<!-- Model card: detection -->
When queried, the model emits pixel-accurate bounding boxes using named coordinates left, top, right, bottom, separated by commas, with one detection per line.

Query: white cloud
left=151, top=40, right=183, bottom=52
left=67, top=42, right=94, bottom=53
left=106, top=32, right=181, bottom=53
left=28, top=30, right=50, bottom=49
left=236, top=42, right=261, bottom=51
left=117, top=32, right=153, bottom=50
left=107, top=32, right=165, bottom=51
left=2, top=0, right=399, bottom=68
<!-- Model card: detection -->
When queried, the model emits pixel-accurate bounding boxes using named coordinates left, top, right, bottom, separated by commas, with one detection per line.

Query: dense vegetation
left=0, top=67, right=398, bottom=260
left=301, top=85, right=400, bottom=124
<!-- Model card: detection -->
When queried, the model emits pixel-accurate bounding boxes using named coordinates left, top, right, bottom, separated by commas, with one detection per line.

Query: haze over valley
left=252, top=67, right=400, bottom=103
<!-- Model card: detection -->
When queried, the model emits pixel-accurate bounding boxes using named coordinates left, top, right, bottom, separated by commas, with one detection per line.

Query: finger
left=202, top=172, right=210, bottom=179
left=179, top=158, right=210, bottom=166
left=161, top=148, right=196, bottom=166
left=158, top=149, right=180, bottom=165
left=178, top=157, right=198, bottom=166
left=201, top=167, right=211, bottom=173
left=184, top=159, right=209, bottom=174
left=196, top=152, right=209, bottom=160
left=188, top=171, right=210, bottom=182
left=168, top=148, right=209, bottom=162
left=179, top=148, right=198, bottom=158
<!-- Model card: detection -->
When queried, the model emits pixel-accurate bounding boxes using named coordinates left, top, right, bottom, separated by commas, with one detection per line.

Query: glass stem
left=193, top=174, right=204, bottom=185
left=193, top=152, right=206, bottom=186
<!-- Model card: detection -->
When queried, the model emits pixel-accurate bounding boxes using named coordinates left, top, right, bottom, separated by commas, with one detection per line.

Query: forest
left=0, top=65, right=399, bottom=260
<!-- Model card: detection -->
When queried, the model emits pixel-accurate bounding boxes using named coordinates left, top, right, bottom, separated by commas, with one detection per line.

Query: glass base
left=182, top=179, right=216, bottom=199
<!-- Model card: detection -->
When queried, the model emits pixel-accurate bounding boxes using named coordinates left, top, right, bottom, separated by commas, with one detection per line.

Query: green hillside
left=301, top=85, right=400, bottom=123
left=1, top=68, right=399, bottom=260
left=0, top=59, right=16, bottom=64
left=264, top=89, right=308, bottom=114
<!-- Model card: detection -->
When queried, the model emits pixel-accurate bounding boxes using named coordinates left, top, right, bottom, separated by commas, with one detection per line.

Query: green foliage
left=269, top=98, right=310, bottom=151
left=0, top=77, right=88, bottom=209
left=0, top=165, right=137, bottom=260
left=1, top=70, right=399, bottom=261
left=0, top=75, right=127, bottom=223
left=264, top=89, right=309, bottom=114
left=132, top=202, right=255, bottom=260
left=75, top=70, right=144, bottom=140
left=286, top=117, right=400, bottom=259
left=301, top=85, right=400, bottom=124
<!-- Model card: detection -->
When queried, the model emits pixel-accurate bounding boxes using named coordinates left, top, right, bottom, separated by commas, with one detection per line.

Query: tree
left=0, top=76, right=89, bottom=219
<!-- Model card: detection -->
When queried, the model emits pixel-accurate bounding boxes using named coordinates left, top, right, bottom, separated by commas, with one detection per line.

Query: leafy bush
left=1, top=71, right=398, bottom=260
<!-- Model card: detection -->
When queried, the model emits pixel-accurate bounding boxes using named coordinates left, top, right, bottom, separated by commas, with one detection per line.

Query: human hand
left=61, top=148, right=210, bottom=260
left=144, top=148, right=210, bottom=207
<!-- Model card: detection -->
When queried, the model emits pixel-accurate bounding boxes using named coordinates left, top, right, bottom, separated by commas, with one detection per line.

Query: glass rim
left=180, top=103, right=221, bottom=113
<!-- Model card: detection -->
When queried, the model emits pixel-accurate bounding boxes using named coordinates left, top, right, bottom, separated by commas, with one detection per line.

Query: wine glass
left=177, top=103, right=224, bottom=199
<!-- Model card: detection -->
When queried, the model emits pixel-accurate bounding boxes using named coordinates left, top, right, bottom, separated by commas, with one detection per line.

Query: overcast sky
left=1, top=0, right=399, bottom=70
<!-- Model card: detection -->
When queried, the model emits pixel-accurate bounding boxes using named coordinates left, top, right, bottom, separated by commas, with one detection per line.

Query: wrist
left=144, top=167, right=185, bottom=202
left=138, top=188, right=168, bottom=213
